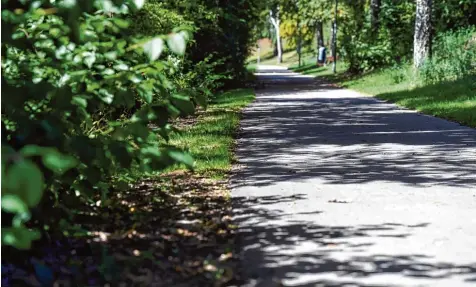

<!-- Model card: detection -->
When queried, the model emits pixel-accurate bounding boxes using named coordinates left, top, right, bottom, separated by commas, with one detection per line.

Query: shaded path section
left=231, top=65, right=476, bottom=286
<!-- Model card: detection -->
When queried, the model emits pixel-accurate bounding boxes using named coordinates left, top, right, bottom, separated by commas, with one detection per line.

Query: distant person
left=317, top=45, right=326, bottom=66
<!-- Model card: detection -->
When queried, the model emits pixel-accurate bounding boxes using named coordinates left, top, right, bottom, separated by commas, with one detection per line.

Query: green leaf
left=98, top=89, right=114, bottom=104
left=20, top=145, right=46, bottom=157
left=4, top=160, right=44, bottom=207
left=112, top=18, right=129, bottom=29
left=104, top=51, right=117, bottom=60
left=143, top=37, right=164, bottom=61
left=83, top=52, right=96, bottom=68
left=167, top=33, right=187, bottom=55
left=1, top=195, right=29, bottom=214
left=131, top=106, right=157, bottom=123
left=133, top=0, right=145, bottom=9
left=2, top=227, right=41, bottom=250
left=167, top=149, right=194, bottom=169
left=20, top=146, right=78, bottom=175
left=171, top=94, right=195, bottom=115
left=114, top=63, right=129, bottom=71
left=137, top=82, right=154, bottom=103
left=71, top=96, right=88, bottom=108
left=42, top=149, right=78, bottom=175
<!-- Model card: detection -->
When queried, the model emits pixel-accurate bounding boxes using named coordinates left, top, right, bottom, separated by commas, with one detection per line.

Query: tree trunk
left=273, top=38, right=278, bottom=56
left=316, top=21, right=324, bottom=51
left=297, top=19, right=302, bottom=67
left=414, top=0, right=432, bottom=68
left=331, top=0, right=338, bottom=74
left=332, top=19, right=337, bottom=73
left=330, top=24, right=335, bottom=56
left=269, top=8, right=283, bottom=63
left=370, top=0, right=381, bottom=32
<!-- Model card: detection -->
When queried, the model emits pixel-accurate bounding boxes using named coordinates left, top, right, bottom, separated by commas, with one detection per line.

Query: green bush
left=1, top=0, right=200, bottom=250
left=419, top=27, right=476, bottom=84
left=389, top=63, right=412, bottom=84
left=131, top=1, right=192, bottom=36
left=341, top=32, right=395, bottom=72
left=159, top=0, right=261, bottom=89
left=130, top=1, right=236, bottom=102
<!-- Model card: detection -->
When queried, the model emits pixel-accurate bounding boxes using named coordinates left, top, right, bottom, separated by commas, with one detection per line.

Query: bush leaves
left=143, top=37, right=164, bottom=61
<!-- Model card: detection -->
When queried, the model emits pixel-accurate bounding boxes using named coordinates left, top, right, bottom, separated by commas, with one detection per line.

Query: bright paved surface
left=231, top=65, right=476, bottom=287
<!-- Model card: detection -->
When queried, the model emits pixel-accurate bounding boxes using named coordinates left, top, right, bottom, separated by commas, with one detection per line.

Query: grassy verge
left=167, top=88, right=255, bottom=178
left=4, top=89, right=256, bottom=286
left=332, top=66, right=476, bottom=128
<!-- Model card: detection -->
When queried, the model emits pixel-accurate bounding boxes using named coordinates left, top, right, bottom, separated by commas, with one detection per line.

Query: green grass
left=167, top=89, right=255, bottom=178
left=334, top=66, right=476, bottom=127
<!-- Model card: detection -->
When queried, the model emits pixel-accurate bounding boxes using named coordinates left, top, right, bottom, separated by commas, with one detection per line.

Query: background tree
left=370, top=0, right=382, bottom=32
left=269, top=4, right=283, bottom=63
left=414, top=0, right=433, bottom=68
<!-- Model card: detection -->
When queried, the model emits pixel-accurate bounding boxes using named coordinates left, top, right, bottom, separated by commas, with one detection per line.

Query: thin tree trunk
left=273, top=38, right=278, bottom=56
left=316, top=21, right=324, bottom=60
left=270, top=8, right=283, bottom=63
left=297, top=19, right=302, bottom=67
left=414, top=0, right=432, bottom=68
left=332, top=0, right=338, bottom=73
left=370, top=0, right=381, bottom=32
left=277, top=35, right=283, bottom=63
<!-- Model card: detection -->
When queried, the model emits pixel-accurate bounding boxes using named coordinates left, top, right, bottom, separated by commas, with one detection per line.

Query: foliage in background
left=419, top=27, right=476, bottom=84
left=158, top=0, right=262, bottom=89
left=253, top=0, right=475, bottom=74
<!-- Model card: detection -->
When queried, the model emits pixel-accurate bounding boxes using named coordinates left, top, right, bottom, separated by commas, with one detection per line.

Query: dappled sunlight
left=232, top=194, right=476, bottom=286
left=233, top=75, right=476, bottom=188
left=232, top=66, right=476, bottom=286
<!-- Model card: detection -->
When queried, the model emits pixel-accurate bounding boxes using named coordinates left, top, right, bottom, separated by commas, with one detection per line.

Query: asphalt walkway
left=231, top=65, right=476, bottom=287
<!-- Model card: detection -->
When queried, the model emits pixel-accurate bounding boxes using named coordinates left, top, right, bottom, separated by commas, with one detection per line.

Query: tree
left=332, top=0, right=338, bottom=73
left=289, top=0, right=332, bottom=63
left=316, top=21, right=324, bottom=48
left=370, top=0, right=381, bottom=32
left=414, top=0, right=432, bottom=68
left=269, top=6, right=283, bottom=63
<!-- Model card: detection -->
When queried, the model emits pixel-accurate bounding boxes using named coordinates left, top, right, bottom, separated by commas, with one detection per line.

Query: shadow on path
left=233, top=195, right=476, bottom=286
left=232, top=66, right=476, bottom=286
left=235, top=67, right=476, bottom=188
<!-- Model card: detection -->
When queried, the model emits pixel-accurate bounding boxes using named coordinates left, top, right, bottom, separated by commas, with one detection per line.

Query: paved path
left=231, top=65, right=476, bottom=287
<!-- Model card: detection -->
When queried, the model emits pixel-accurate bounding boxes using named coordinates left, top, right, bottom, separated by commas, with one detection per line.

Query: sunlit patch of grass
left=375, top=76, right=476, bottom=127
left=335, top=65, right=476, bottom=127
left=166, top=89, right=255, bottom=178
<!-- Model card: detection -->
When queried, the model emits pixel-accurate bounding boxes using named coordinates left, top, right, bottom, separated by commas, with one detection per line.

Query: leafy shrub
left=341, top=32, right=395, bottom=72
left=130, top=1, right=234, bottom=102
left=419, top=27, right=476, bottom=83
left=131, top=1, right=192, bottom=36
left=159, top=0, right=261, bottom=89
left=388, top=63, right=411, bottom=84
left=1, top=0, right=201, bottom=250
